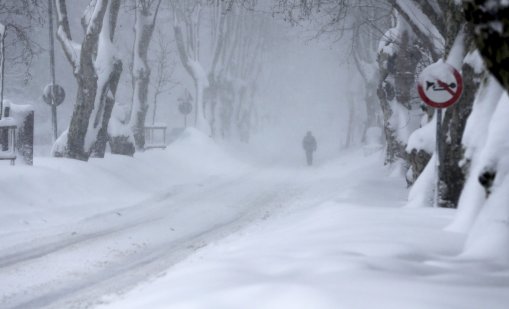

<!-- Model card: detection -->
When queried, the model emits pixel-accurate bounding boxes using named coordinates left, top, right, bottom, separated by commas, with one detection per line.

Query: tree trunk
left=92, top=60, right=123, bottom=157
left=129, top=1, right=161, bottom=150
left=54, top=0, right=121, bottom=161
left=435, top=6, right=478, bottom=208
left=173, top=18, right=211, bottom=136
left=377, top=76, right=399, bottom=164
left=66, top=60, right=100, bottom=160
left=438, top=64, right=477, bottom=207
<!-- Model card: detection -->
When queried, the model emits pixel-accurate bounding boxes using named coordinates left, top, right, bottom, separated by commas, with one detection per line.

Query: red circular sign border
left=417, top=65, right=463, bottom=108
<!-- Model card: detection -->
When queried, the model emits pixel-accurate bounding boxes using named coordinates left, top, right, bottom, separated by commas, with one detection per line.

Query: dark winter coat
left=302, top=134, right=317, bottom=152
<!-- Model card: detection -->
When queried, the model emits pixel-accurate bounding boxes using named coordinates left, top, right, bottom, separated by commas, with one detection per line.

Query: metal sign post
left=0, top=23, right=6, bottom=119
left=178, top=91, right=193, bottom=128
left=48, top=0, right=58, bottom=141
left=417, top=61, right=463, bottom=207
left=435, top=108, right=443, bottom=207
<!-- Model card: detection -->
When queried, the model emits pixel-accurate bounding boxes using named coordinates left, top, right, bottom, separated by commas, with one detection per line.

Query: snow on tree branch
left=54, top=0, right=81, bottom=72
left=394, top=0, right=444, bottom=59
left=86, top=0, right=107, bottom=36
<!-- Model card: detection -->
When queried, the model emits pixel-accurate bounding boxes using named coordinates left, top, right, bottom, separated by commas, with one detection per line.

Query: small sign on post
left=178, top=91, right=193, bottom=128
left=417, top=61, right=463, bottom=207
left=43, top=84, right=65, bottom=107
left=418, top=61, right=463, bottom=108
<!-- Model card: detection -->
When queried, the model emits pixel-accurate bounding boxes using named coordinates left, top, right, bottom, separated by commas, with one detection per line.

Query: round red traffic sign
left=417, top=61, right=463, bottom=108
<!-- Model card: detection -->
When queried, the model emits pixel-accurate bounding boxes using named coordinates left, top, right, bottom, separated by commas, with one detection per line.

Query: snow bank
left=169, top=128, right=246, bottom=175
left=98, top=154, right=508, bottom=309
left=0, top=128, right=246, bottom=236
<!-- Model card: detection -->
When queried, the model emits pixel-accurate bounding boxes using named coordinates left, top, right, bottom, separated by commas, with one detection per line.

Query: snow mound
left=0, top=127, right=247, bottom=236
left=166, top=127, right=247, bottom=175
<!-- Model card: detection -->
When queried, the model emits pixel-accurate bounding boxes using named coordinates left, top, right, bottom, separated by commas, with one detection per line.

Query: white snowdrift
left=2, top=128, right=509, bottom=309
left=0, top=128, right=247, bottom=238
left=98, top=150, right=509, bottom=309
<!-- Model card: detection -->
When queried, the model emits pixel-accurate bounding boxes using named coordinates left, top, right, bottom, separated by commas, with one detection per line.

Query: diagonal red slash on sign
left=418, top=63, right=463, bottom=108
left=436, top=79, right=456, bottom=96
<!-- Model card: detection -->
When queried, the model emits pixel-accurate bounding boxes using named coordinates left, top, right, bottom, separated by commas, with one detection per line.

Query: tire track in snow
left=0, top=171, right=304, bottom=309
left=0, top=176, right=239, bottom=269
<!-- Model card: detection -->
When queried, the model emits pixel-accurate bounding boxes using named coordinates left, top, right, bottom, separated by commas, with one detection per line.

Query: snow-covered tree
left=443, top=0, right=509, bottom=261
left=149, top=28, right=178, bottom=125
left=53, top=0, right=123, bottom=160
left=377, top=11, right=426, bottom=170
left=275, top=0, right=480, bottom=208
left=390, top=0, right=479, bottom=208
left=0, top=0, right=44, bottom=84
left=207, top=2, right=269, bottom=141
left=171, top=0, right=266, bottom=141
left=128, top=0, right=163, bottom=151
left=350, top=5, right=391, bottom=144
left=171, top=0, right=215, bottom=136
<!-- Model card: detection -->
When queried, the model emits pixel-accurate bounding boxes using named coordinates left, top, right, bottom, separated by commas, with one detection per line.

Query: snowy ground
left=1, top=129, right=509, bottom=309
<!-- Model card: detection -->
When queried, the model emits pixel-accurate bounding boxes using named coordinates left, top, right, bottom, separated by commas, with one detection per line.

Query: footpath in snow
left=1, top=129, right=509, bottom=309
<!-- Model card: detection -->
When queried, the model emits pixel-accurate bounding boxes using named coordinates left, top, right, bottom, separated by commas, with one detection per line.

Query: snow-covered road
left=3, top=130, right=508, bottom=309
left=1, top=170, right=299, bottom=308
left=97, top=150, right=509, bottom=309
left=1, top=130, right=382, bottom=309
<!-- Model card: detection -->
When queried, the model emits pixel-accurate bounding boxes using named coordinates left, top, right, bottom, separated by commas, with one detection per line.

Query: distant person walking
left=302, top=131, right=317, bottom=166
